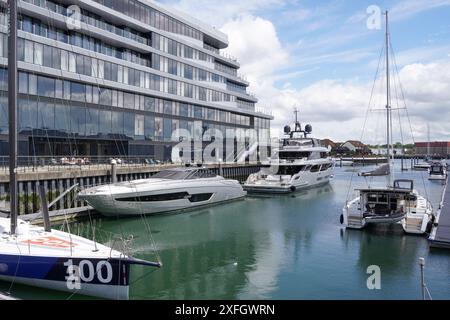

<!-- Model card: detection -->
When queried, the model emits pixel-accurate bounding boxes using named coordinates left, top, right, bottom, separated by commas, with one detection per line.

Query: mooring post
left=111, top=159, right=117, bottom=183
left=419, top=257, right=426, bottom=300
left=38, top=184, right=51, bottom=232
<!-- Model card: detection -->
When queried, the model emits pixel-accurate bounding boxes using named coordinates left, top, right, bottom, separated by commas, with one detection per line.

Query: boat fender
left=290, top=186, right=296, bottom=192
left=339, top=214, right=344, bottom=224
left=426, top=221, right=433, bottom=234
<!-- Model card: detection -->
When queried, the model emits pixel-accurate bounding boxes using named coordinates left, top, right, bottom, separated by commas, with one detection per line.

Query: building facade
left=0, top=0, right=272, bottom=160
left=415, top=142, right=450, bottom=158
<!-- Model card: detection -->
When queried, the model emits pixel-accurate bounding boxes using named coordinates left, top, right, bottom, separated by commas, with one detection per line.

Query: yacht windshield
left=151, top=170, right=192, bottom=180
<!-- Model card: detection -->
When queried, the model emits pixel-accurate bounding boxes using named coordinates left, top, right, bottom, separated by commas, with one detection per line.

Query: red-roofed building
left=415, top=141, right=450, bottom=158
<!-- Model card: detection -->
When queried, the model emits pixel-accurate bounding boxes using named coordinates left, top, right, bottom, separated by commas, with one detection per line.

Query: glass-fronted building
left=0, top=0, right=272, bottom=160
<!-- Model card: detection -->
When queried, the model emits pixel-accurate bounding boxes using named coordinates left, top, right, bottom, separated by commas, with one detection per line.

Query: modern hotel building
left=0, top=0, right=272, bottom=160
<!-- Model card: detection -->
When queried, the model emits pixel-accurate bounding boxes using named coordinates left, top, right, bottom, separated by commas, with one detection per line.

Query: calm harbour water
left=2, top=160, right=449, bottom=299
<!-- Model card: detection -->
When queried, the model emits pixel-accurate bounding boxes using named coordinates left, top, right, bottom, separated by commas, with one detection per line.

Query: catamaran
left=243, top=110, right=334, bottom=194
left=428, top=161, right=448, bottom=181
left=0, top=0, right=161, bottom=299
left=340, top=11, right=434, bottom=235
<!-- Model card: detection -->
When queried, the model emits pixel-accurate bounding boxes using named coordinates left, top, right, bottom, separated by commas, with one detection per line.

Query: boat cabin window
left=116, top=192, right=189, bottom=202
left=320, top=163, right=331, bottom=171
left=277, top=165, right=305, bottom=175
left=279, top=151, right=310, bottom=160
left=430, top=165, right=443, bottom=174
left=186, top=169, right=216, bottom=179
left=310, top=165, right=321, bottom=173
left=393, top=180, right=413, bottom=191
left=151, top=170, right=192, bottom=180
left=364, top=192, right=405, bottom=215
left=286, top=138, right=312, bottom=146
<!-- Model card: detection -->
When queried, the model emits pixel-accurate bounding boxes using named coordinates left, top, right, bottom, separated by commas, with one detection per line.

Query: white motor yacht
left=78, top=167, right=246, bottom=216
left=244, top=111, right=334, bottom=194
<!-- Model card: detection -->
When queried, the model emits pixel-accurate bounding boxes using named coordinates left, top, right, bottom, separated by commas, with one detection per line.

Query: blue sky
left=157, top=0, right=450, bottom=143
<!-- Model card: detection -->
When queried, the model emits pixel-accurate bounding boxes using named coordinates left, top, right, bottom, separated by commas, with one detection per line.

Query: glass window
left=70, top=105, right=86, bottom=136
left=135, top=114, right=144, bottom=137
left=54, top=103, right=70, bottom=132
left=99, top=87, right=112, bottom=105
left=24, top=40, right=33, bottom=63
left=154, top=117, right=163, bottom=138
left=123, top=112, right=134, bottom=138
left=37, top=76, right=55, bottom=97
left=163, top=100, right=172, bottom=114
left=194, top=106, right=202, bottom=118
left=38, top=101, right=55, bottom=130
left=19, top=99, right=37, bottom=133
left=61, top=50, right=68, bottom=71
left=99, top=109, right=111, bottom=135
left=86, top=108, right=98, bottom=136
left=70, top=82, right=85, bottom=102
left=163, top=117, right=172, bottom=140
left=184, top=65, right=193, bottom=80
left=76, top=54, right=84, bottom=74
left=144, top=115, right=154, bottom=140
left=0, top=96, right=7, bottom=134
left=178, top=103, right=188, bottom=117
left=124, top=92, right=134, bottom=109
left=55, top=80, right=63, bottom=99
left=34, top=42, right=43, bottom=65
left=19, top=72, right=28, bottom=94
left=111, top=111, right=123, bottom=135
left=144, top=96, right=155, bottom=112
left=52, top=47, right=61, bottom=70
left=43, top=45, right=53, bottom=68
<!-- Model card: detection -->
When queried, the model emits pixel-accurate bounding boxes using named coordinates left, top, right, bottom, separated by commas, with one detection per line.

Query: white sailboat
left=340, top=11, right=434, bottom=235
left=0, top=0, right=161, bottom=299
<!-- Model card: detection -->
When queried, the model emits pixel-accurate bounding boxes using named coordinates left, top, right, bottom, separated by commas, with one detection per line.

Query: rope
left=345, top=40, right=385, bottom=202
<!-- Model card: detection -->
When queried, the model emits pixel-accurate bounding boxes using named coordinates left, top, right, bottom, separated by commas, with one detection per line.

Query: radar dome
left=305, top=124, right=312, bottom=133
left=283, top=125, right=291, bottom=133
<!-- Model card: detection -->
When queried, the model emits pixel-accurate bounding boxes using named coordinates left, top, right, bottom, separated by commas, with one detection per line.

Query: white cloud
left=157, top=0, right=284, bottom=27
left=221, top=15, right=290, bottom=79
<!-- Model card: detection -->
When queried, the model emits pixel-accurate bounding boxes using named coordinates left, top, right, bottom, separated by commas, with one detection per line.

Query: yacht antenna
left=385, top=10, right=393, bottom=187
left=8, top=0, right=18, bottom=235
left=293, top=108, right=301, bottom=132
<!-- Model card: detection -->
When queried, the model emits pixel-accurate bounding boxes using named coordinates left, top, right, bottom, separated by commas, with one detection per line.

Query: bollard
left=111, top=160, right=117, bottom=183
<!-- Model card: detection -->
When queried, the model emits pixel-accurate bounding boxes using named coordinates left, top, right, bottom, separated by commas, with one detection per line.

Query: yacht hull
left=0, top=218, right=160, bottom=299
left=428, top=175, right=447, bottom=181
left=0, top=254, right=130, bottom=299
left=79, top=179, right=246, bottom=216
left=244, top=169, right=332, bottom=194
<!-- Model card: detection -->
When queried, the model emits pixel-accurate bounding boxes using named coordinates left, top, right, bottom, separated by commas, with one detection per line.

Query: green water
left=2, top=160, right=449, bottom=299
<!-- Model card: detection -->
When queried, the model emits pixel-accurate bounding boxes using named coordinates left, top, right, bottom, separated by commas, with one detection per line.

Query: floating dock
left=429, top=175, right=450, bottom=248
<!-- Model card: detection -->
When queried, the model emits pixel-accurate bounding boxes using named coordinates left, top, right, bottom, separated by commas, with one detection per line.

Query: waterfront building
left=415, top=141, right=450, bottom=158
left=0, top=0, right=272, bottom=160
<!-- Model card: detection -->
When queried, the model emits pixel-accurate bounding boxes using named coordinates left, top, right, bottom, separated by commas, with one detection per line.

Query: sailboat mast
left=385, top=10, right=392, bottom=187
left=8, top=0, right=18, bottom=235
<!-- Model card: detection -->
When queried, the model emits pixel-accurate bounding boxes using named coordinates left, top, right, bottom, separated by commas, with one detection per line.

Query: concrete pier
left=429, top=175, right=450, bottom=249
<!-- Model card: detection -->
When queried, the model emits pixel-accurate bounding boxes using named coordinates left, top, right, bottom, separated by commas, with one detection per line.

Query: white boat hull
left=244, top=167, right=333, bottom=194
left=428, top=174, right=447, bottom=181
left=79, top=178, right=246, bottom=216
left=0, top=218, right=160, bottom=299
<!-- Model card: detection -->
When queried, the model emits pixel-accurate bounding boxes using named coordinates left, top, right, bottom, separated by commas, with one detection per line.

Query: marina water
left=2, top=160, right=449, bottom=299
